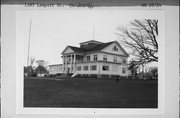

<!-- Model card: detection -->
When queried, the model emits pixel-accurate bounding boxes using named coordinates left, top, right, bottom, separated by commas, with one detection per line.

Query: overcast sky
left=17, top=8, right=163, bottom=66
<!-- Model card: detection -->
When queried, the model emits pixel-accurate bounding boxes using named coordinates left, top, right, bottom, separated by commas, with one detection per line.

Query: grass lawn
left=24, top=77, right=157, bottom=108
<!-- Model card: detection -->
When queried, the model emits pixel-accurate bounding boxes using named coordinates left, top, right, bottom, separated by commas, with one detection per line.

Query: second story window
left=67, top=57, right=71, bottom=64
left=122, top=58, right=126, bottom=63
left=103, top=55, right=107, bottom=61
left=87, top=55, right=90, bottom=61
left=113, top=56, right=117, bottom=62
left=93, top=54, right=97, bottom=61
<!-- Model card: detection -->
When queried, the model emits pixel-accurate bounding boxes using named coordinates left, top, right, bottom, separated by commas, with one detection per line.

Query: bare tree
left=25, top=57, right=36, bottom=77
left=116, top=19, right=158, bottom=66
left=29, top=56, right=36, bottom=67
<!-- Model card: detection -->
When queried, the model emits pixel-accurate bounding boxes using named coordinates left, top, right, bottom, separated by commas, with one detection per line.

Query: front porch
left=62, top=53, right=84, bottom=74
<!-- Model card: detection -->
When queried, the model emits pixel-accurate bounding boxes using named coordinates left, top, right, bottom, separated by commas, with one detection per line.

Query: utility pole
left=27, top=19, right=32, bottom=76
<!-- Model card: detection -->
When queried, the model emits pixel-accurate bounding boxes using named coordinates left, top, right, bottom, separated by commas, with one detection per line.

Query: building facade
left=60, top=40, right=129, bottom=78
left=49, top=64, right=63, bottom=75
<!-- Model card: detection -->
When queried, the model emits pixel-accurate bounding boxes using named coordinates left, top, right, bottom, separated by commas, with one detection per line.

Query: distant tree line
left=24, top=57, right=48, bottom=77
left=24, top=65, right=48, bottom=77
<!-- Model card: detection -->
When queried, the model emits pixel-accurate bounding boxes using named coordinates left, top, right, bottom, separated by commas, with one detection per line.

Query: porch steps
left=71, top=72, right=79, bottom=78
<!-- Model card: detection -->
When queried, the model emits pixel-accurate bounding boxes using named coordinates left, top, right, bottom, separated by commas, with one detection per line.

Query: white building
left=49, top=64, right=63, bottom=75
left=60, top=40, right=129, bottom=78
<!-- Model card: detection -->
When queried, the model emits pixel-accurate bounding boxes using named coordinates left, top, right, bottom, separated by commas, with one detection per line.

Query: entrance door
left=67, top=67, right=70, bottom=74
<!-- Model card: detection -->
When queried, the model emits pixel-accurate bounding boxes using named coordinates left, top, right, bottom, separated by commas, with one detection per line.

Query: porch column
left=65, top=55, right=68, bottom=74
left=64, top=55, right=67, bottom=73
left=70, top=54, right=73, bottom=73
left=62, top=56, right=64, bottom=73
left=88, top=63, right=91, bottom=77
left=97, top=62, right=101, bottom=78
left=73, top=54, right=76, bottom=73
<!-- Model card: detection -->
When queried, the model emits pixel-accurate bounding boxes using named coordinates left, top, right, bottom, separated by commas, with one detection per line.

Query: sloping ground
left=24, top=77, right=157, bottom=108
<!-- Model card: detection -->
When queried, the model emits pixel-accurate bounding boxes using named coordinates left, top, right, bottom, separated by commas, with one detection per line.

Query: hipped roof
left=62, top=41, right=129, bottom=56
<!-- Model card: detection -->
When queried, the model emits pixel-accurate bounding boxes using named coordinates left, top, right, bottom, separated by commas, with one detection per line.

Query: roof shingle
left=69, top=41, right=114, bottom=52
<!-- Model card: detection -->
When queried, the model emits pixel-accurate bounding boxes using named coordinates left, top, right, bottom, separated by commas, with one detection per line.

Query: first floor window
left=91, top=65, right=97, bottom=70
left=83, top=66, right=89, bottom=70
left=122, top=67, right=126, bottom=74
left=122, top=58, right=126, bottom=63
left=76, top=66, right=81, bottom=71
left=102, top=65, right=109, bottom=71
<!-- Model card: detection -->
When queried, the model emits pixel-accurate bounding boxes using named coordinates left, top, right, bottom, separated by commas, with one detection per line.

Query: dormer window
left=113, top=45, right=118, bottom=51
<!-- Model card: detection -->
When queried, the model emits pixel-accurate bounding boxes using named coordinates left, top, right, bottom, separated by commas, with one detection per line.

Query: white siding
left=98, top=53, right=127, bottom=63
left=49, top=65, right=63, bottom=75
left=83, top=52, right=127, bottom=63
left=83, top=53, right=99, bottom=61
left=76, top=62, right=99, bottom=75
left=101, top=42, right=126, bottom=56
left=75, top=62, right=128, bottom=76
left=63, top=47, right=74, bottom=54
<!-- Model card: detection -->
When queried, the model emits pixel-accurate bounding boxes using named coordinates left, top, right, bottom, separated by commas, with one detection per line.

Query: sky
left=17, top=8, right=163, bottom=66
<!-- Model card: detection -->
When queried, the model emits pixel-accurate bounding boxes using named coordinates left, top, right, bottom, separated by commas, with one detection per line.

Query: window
left=93, top=54, right=97, bottom=61
left=76, top=66, right=81, bottom=71
left=103, top=55, right=107, bottom=61
left=102, top=65, right=109, bottom=71
left=87, top=55, right=90, bottom=61
left=67, top=57, right=71, bottom=64
left=83, top=66, right=88, bottom=70
left=122, top=67, right=126, bottom=74
left=122, top=58, right=126, bottom=63
left=113, top=56, right=117, bottom=62
left=91, top=65, right=97, bottom=70
left=113, top=45, right=118, bottom=51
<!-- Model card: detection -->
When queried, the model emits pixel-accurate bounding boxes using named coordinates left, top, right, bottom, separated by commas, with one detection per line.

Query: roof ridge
left=68, top=45, right=80, bottom=48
